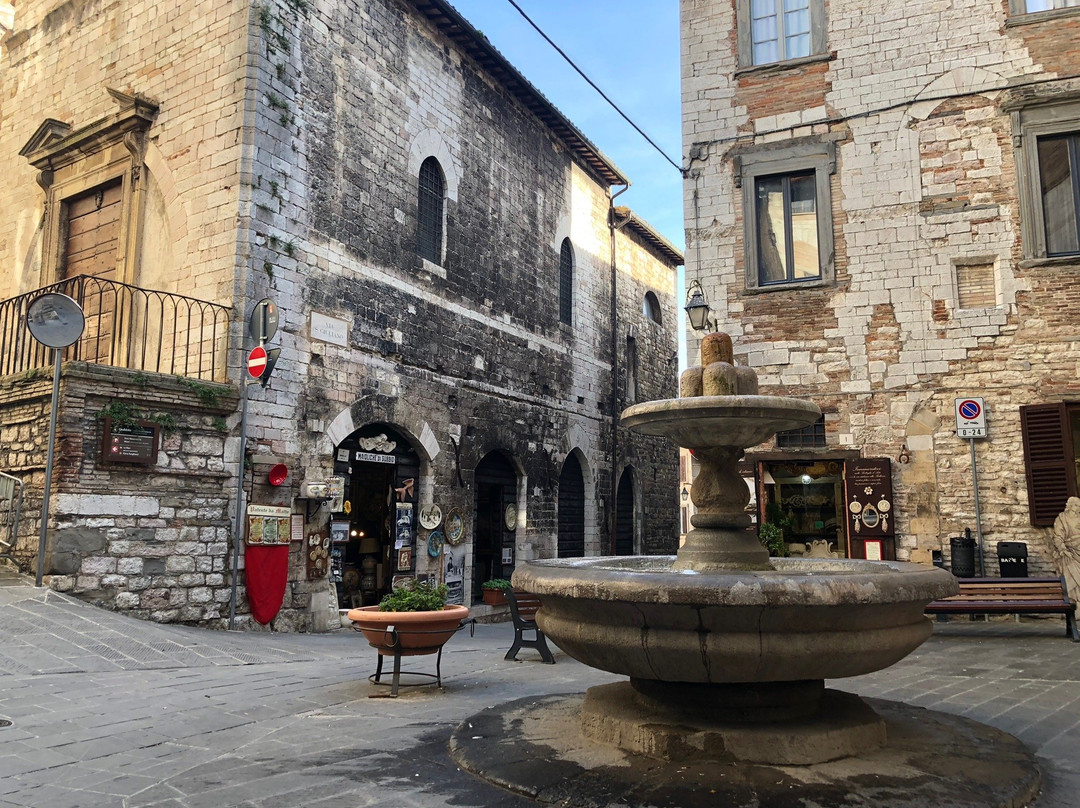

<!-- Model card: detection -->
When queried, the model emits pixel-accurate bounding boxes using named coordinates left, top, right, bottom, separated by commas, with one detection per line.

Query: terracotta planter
left=482, top=588, right=508, bottom=606
left=346, top=604, right=470, bottom=656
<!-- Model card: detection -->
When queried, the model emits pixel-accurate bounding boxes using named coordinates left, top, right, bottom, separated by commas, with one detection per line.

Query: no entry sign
left=247, top=345, right=268, bottom=379
left=955, top=397, right=987, bottom=438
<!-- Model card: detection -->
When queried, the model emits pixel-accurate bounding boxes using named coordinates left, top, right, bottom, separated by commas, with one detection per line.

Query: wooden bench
left=925, top=576, right=1079, bottom=642
left=505, top=590, right=555, bottom=664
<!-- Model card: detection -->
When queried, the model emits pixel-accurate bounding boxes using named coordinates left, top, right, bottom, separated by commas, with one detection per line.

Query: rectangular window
left=739, top=141, right=835, bottom=290
left=738, top=0, right=824, bottom=68
left=955, top=261, right=997, bottom=309
left=755, top=171, right=820, bottom=285
left=776, top=415, right=826, bottom=448
left=1014, top=98, right=1080, bottom=260
left=1015, top=0, right=1080, bottom=11
left=1037, top=134, right=1080, bottom=256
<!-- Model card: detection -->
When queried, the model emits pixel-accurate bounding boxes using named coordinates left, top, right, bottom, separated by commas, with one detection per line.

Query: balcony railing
left=0, top=275, right=231, bottom=382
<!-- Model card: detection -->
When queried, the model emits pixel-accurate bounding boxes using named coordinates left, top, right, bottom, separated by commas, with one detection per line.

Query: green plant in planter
left=758, top=522, right=788, bottom=557
left=481, top=578, right=512, bottom=591
left=759, top=501, right=793, bottom=557
left=378, top=579, right=448, bottom=612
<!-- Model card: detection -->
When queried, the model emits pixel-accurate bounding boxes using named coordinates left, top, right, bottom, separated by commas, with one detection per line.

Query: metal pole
left=228, top=379, right=250, bottom=629
left=970, top=437, right=985, bottom=577
left=36, top=350, right=63, bottom=587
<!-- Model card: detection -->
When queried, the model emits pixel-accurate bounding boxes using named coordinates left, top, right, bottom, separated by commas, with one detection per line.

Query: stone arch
left=323, top=396, right=441, bottom=504
left=142, top=140, right=188, bottom=277
left=407, top=128, right=459, bottom=202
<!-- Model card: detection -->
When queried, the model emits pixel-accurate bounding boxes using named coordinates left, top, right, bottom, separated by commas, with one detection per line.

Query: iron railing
left=0, top=275, right=230, bottom=382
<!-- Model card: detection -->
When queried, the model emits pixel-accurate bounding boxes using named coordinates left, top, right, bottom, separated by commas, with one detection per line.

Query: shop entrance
left=759, top=460, right=847, bottom=557
left=330, top=424, right=419, bottom=609
left=473, top=451, right=517, bottom=603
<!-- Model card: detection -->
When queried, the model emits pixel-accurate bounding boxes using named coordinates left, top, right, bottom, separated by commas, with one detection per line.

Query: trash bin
left=950, top=534, right=977, bottom=578
left=997, top=541, right=1028, bottom=578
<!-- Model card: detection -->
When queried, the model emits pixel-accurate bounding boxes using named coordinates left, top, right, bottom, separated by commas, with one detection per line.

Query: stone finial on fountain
left=680, top=331, right=758, bottom=398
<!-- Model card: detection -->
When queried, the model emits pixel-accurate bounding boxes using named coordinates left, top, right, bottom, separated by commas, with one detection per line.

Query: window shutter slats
left=1020, top=403, right=1077, bottom=526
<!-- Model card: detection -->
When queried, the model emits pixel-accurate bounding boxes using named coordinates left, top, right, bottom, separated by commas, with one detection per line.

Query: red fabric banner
left=245, top=544, right=290, bottom=625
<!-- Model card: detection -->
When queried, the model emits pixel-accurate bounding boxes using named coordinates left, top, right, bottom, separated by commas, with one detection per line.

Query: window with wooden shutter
left=1020, top=403, right=1078, bottom=526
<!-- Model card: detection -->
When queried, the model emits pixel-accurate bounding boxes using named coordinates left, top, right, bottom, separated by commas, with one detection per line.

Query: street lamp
left=680, top=485, right=690, bottom=503
left=684, top=279, right=714, bottom=332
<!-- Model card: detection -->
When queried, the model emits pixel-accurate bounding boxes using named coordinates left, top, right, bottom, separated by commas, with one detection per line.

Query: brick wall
left=682, top=0, right=1080, bottom=569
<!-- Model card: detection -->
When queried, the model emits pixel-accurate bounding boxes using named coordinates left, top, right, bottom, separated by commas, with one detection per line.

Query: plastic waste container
left=997, top=541, right=1028, bottom=578
left=950, top=534, right=977, bottom=578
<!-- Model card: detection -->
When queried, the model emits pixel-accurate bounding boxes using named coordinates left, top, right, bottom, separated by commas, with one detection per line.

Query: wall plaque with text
left=101, top=417, right=160, bottom=465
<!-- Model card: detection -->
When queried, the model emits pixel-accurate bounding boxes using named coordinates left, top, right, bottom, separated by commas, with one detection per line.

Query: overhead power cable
left=503, top=0, right=685, bottom=176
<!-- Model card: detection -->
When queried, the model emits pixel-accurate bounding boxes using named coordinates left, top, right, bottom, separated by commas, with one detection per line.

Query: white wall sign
left=355, top=451, right=396, bottom=464
left=309, top=311, right=349, bottom=347
left=954, top=397, right=987, bottom=439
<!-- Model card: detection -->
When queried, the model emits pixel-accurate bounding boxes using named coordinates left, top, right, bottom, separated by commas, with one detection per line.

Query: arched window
left=417, top=157, right=445, bottom=264
left=643, top=291, right=662, bottom=324
left=559, top=238, right=574, bottom=325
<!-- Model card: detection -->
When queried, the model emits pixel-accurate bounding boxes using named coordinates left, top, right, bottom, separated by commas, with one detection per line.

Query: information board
left=101, top=418, right=160, bottom=465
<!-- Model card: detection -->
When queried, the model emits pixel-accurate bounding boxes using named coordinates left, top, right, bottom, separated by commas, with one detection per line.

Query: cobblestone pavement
left=1, top=567, right=1077, bottom=807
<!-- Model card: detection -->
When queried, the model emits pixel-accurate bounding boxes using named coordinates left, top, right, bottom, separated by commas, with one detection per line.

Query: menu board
left=101, top=417, right=159, bottom=465
left=246, top=504, right=293, bottom=546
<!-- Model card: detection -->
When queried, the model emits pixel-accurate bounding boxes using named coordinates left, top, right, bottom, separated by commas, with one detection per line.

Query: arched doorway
left=615, top=469, right=635, bottom=555
left=558, top=454, right=585, bottom=558
left=331, top=424, right=420, bottom=609
left=473, top=451, right=517, bottom=603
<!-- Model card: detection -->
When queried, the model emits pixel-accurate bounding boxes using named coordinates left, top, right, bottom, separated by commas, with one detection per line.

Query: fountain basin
left=513, top=557, right=957, bottom=684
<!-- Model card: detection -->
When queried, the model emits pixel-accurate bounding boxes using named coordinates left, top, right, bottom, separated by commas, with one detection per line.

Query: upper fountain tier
left=621, top=394, right=821, bottom=452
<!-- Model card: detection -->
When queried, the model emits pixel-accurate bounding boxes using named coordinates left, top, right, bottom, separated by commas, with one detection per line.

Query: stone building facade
left=681, top=0, right=1080, bottom=574
left=0, top=0, right=681, bottom=629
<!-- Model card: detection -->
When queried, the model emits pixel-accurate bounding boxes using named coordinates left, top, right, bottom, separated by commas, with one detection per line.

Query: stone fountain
left=451, top=333, right=1041, bottom=807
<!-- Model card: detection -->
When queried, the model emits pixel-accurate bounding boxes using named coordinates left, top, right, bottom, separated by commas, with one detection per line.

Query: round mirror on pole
left=25, top=293, right=85, bottom=587
left=26, top=293, right=86, bottom=349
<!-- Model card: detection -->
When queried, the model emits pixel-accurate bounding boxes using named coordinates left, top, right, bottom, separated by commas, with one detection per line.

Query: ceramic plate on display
left=419, top=504, right=443, bottom=530
left=445, top=509, right=465, bottom=545
left=427, top=530, right=444, bottom=557
left=504, top=503, right=518, bottom=531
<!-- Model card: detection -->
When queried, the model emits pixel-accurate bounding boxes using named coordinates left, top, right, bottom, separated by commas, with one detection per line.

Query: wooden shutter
left=1020, top=403, right=1077, bottom=526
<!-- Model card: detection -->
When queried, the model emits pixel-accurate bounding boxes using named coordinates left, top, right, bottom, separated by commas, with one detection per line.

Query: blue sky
left=448, top=0, right=685, bottom=252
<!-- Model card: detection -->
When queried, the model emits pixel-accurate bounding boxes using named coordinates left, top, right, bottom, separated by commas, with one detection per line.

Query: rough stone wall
left=682, top=0, right=1080, bottom=571
left=238, top=0, right=680, bottom=597
left=0, top=0, right=679, bottom=626
left=0, top=365, right=255, bottom=623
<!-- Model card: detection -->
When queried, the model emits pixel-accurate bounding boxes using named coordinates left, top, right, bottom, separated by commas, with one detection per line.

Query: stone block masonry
left=0, top=364, right=252, bottom=626
left=681, top=0, right=1080, bottom=569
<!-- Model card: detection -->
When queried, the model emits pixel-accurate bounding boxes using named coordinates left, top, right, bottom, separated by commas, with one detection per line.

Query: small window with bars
left=776, top=415, right=826, bottom=448
left=417, top=157, right=445, bottom=264
left=559, top=238, right=574, bottom=325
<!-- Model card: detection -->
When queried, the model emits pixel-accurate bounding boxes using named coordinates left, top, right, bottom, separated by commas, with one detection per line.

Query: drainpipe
left=608, top=183, right=630, bottom=556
